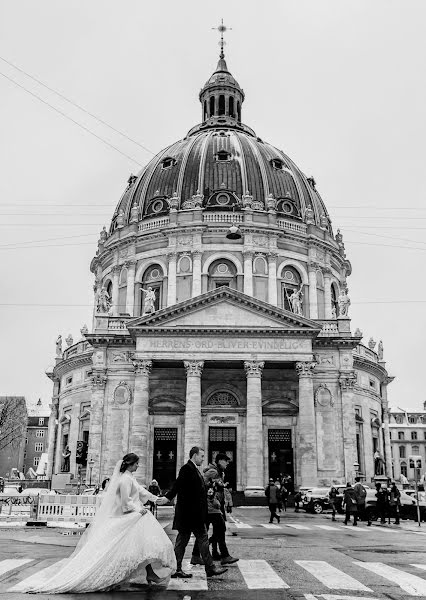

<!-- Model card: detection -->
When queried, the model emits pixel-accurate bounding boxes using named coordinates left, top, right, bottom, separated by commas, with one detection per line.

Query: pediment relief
left=149, top=395, right=185, bottom=414
left=262, top=394, right=298, bottom=413
left=79, top=409, right=91, bottom=421
left=59, top=414, right=71, bottom=425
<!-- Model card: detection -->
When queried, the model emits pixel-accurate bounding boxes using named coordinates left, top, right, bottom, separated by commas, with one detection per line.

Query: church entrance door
left=152, top=428, right=177, bottom=494
left=208, top=427, right=237, bottom=490
left=268, top=429, right=294, bottom=491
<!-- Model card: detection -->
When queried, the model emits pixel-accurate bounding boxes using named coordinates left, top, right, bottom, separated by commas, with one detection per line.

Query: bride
left=12, top=453, right=176, bottom=593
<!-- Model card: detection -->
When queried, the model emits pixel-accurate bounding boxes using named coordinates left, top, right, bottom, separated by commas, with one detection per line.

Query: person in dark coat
left=342, top=482, right=358, bottom=526
left=328, top=486, right=339, bottom=521
left=353, top=477, right=371, bottom=526
left=389, top=482, right=401, bottom=525
left=164, top=446, right=227, bottom=579
left=375, top=482, right=389, bottom=524
left=265, top=479, right=281, bottom=523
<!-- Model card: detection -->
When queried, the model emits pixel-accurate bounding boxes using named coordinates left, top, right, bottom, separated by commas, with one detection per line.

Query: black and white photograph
left=1, top=1, right=426, bottom=598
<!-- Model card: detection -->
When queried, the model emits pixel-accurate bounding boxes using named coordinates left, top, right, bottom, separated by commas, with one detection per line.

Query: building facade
left=23, top=399, right=50, bottom=477
left=45, top=49, right=394, bottom=495
left=389, top=404, right=426, bottom=483
left=0, top=396, right=27, bottom=478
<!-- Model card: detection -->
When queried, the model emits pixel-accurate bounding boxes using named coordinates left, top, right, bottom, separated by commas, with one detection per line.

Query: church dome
left=109, top=53, right=331, bottom=233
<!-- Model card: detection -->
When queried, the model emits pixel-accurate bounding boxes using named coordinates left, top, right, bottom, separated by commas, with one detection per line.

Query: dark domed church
left=46, top=43, right=393, bottom=497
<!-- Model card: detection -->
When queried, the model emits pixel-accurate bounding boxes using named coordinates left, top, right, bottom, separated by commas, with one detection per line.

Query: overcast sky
left=0, top=1, right=425, bottom=410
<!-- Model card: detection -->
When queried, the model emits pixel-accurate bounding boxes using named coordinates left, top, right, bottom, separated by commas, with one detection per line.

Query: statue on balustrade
left=374, top=450, right=385, bottom=476
left=141, top=286, right=156, bottom=315
left=378, top=340, right=384, bottom=360
left=55, top=335, right=63, bottom=358
left=288, top=283, right=303, bottom=316
left=338, top=287, right=351, bottom=317
left=97, top=287, right=111, bottom=313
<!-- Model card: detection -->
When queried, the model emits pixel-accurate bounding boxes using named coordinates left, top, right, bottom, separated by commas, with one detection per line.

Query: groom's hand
left=156, top=497, right=168, bottom=505
left=140, top=508, right=148, bottom=515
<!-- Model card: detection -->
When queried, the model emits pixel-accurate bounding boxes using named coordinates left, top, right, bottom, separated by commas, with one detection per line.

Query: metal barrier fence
left=37, top=495, right=101, bottom=523
left=0, top=495, right=38, bottom=520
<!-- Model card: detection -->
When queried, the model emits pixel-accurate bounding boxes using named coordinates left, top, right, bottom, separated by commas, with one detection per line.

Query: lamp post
left=88, top=458, right=95, bottom=487
left=353, top=461, right=360, bottom=483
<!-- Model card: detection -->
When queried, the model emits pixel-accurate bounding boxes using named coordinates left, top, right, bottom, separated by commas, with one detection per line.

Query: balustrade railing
left=138, top=217, right=170, bottom=231
left=203, top=213, right=244, bottom=223
left=277, top=219, right=307, bottom=234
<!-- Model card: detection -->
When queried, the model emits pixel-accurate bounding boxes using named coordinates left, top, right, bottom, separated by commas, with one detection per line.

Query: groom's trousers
left=175, top=525, right=214, bottom=571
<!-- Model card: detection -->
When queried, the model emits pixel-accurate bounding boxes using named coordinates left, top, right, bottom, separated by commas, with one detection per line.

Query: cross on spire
left=212, top=19, right=232, bottom=59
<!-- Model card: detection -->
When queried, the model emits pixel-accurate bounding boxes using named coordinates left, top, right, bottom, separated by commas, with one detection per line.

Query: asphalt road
left=1, top=507, right=426, bottom=600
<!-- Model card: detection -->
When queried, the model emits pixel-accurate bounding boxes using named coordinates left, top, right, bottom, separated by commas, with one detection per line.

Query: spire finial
left=212, top=18, right=231, bottom=59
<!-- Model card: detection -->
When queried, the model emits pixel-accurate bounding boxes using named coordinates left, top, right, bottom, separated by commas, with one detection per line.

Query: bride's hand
left=140, top=508, right=148, bottom=516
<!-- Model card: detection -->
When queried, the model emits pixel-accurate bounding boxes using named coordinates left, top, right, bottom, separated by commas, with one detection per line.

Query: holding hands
left=156, top=496, right=169, bottom=506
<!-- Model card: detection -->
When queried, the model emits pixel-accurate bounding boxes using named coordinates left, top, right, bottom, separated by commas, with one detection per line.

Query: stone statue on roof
left=338, top=287, right=351, bottom=317
left=55, top=335, right=63, bottom=358
left=288, top=283, right=303, bottom=316
left=141, top=286, right=156, bottom=315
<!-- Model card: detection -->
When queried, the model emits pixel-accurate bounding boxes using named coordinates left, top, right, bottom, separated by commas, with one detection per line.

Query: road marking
left=412, top=564, right=426, bottom=571
left=285, top=523, right=311, bottom=530
left=0, top=559, right=33, bottom=577
left=304, top=596, right=381, bottom=600
left=238, top=559, right=289, bottom=589
left=167, top=560, right=208, bottom=591
left=355, top=561, right=426, bottom=596
left=296, top=560, right=372, bottom=591
left=260, top=523, right=281, bottom=529
left=227, top=516, right=252, bottom=529
left=315, top=525, right=339, bottom=531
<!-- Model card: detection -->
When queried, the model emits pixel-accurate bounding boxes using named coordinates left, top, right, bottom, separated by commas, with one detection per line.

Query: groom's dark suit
left=165, top=460, right=214, bottom=572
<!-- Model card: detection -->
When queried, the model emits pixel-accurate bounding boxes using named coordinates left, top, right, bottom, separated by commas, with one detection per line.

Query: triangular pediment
left=127, top=288, right=321, bottom=335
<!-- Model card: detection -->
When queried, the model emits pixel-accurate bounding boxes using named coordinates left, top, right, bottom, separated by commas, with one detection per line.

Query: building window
left=23, top=451, right=27, bottom=459
left=409, top=415, right=417, bottom=424
left=118, top=267, right=128, bottom=315
left=369, top=379, right=376, bottom=390
left=216, top=150, right=231, bottom=161
left=38, top=418, right=44, bottom=426
left=281, top=267, right=303, bottom=313
left=35, top=443, right=43, bottom=452
left=161, top=157, right=176, bottom=170
left=411, top=431, right=418, bottom=440
left=395, top=415, right=404, bottom=424
left=34, top=457, right=40, bottom=467
left=208, top=259, right=237, bottom=291
left=66, top=376, right=72, bottom=386
left=412, top=445, right=420, bottom=455
left=399, top=446, right=406, bottom=458
left=271, top=158, right=284, bottom=170
left=401, top=462, right=407, bottom=477
left=424, top=431, right=426, bottom=440
left=36, top=430, right=44, bottom=438
left=389, top=430, right=392, bottom=440
left=398, top=431, right=405, bottom=440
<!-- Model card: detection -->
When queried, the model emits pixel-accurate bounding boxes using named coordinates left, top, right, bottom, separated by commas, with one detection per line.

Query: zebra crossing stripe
left=412, top=564, right=426, bottom=571
left=286, top=524, right=311, bottom=530
left=167, top=560, right=208, bottom=591
left=354, top=561, right=426, bottom=596
left=315, top=525, right=340, bottom=531
left=296, top=560, right=372, bottom=591
left=238, top=559, right=289, bottom=589
left=0, top=559, right=33, bottom=578
left=305, top=595, right=381, bottom=600
left=261, top=524, right=281, bottom=529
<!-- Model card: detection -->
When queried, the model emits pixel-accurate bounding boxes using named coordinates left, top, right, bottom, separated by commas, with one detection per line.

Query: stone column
left=111, top=266, right=120, bottom=316
left=244, top=360, right=264, bottom=494
left=267, top=253, right=278, bottom=306
left=125, top=260, right=136, bottom=316
left=243, top=251, right=254, bottom=296
left=296, top=361, right=317, bottom=487
left=87, top=370, right=107, bottom=484
left=46, top=392, right=59, bottom=478
left=339, top=371, right=358, bottom=482
left=130, top=359, right=152, bottom=483
left=192, top=250, right=202, bottom=297
left=323, top=267, right=332, bottom=319
left=167, top=252, right=177, bottom=306
left=381, top=378, right=393, bottom=477
left=308, top=262, right=318, bottom=319
left=183, top=360, right=204, bottom=461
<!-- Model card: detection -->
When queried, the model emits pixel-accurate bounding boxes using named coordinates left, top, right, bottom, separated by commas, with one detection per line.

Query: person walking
left=328, top=486, right=339, bottom=521
left=389, top=482, right=401, bottom=525
left=224, top=486, right=233, bottom=514
left=164, top=446, right=227, bottom=579
left=265, top=478, right=281, bottom=523
left=280, top=483, right=288, bottom=512
left=353, top=477, right=371, bottom=526
left=375, top=482, right=388, bottom=524
left=148, top=479, right=162, bottom=515
left=293, top=489, right=302, bottom=512
left=342, top=482, right=358, bottom=526
left=191, top=453, right=238, bottom=566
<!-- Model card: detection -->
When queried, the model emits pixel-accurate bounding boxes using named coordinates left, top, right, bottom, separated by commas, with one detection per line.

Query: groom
left=164, top=446, right=228, bottom=578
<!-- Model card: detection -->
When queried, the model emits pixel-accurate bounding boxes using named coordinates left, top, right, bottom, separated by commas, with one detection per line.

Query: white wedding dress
left=11, top=462, right=176, bottom=593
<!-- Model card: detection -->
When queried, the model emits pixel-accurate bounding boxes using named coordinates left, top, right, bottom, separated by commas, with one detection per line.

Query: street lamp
left=353, top=461, right=360, bottom=483
left=88, top=458, right=95, bottom=487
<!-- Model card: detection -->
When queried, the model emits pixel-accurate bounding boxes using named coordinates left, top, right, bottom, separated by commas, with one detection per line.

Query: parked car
left=21, top=488, right=51, bottom=497
left=365, top=488, right=426, bottom=522
left=0, top=486, right=21, bottom=496
left=302, top=487, right=344, bottom=514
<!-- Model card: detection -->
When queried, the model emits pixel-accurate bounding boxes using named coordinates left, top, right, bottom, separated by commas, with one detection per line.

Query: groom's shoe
left=171, top=569, right=193, bottom=579
left=221, top=556, right=239, bottom=565
left=206, top=566, right=228, bottom=577
left=190, top=556, right=204, bottom=566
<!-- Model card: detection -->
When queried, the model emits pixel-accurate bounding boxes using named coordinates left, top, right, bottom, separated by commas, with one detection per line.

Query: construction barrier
left=0, top=495, right=38, bottom=520
left=37, top=495, right=101, bottom=523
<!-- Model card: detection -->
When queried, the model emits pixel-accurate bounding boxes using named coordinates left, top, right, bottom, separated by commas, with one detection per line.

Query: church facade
left=46, top=48, right=393, bottom=496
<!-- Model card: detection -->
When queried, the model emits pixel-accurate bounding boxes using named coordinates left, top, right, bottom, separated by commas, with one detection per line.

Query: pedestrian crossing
left=227, top=519, right=413, bottom=534
left=4, top=557, right=426, bottom=595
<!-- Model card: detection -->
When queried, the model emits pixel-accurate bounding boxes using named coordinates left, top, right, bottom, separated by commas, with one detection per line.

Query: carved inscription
left=139, top=337, right=310, bottom=353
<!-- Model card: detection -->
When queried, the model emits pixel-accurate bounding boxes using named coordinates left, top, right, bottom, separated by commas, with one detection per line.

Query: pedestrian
left=280, top=484, right=288, bottom=512
left=389, top=482, right=401, bottom=525
left=375, top=482, right=388, bottom=524
left=328, top=486, right=338, bottom=521
left=265, top=478, right=281, bottom=523
left=164, top=446, right=227, bottom=579
left=148, top=479, right=162, bottom=515
left=294, top=489, right=302, bottom=512
left=353, top=477, right=371, bottom=526
left=191, top=453, right=238, bottom=566
left=342, top=482, right=358, bottom=526
left=224, top=486, right=233, bottom=514
left=274, top=480, right=283, bottom=512
left=94, top=477, right=110, bottom=497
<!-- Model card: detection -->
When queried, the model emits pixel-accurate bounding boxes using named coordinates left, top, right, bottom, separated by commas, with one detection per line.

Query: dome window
left=216, top=150, right=231, bottom=162
left=271, top=158, right=284, bottom=170
left=161, top=157, right=176, bottom=170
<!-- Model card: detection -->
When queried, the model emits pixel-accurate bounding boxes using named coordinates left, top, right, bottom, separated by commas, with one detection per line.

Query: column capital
left=167, top=250, right=178, bottom=260
left=91, top=370, right=107, bottom=389
left=308, top=261, right=320, bottom=272
left=244, top=360, right=265, bottom=378
left=192, top=249, right=202, bottom=257
left=243, top=250, right=254, bottom=260
left=296, top=361, right=316, bottom=378
left=184, top=360, right=204, bottom=377
left=111, top=265, right=121, bottom=274
left=124, top=259, right=136, bottom=269
left=339, top=371, right=357, bottom=390
left=267, top=252, right=278, bottom=263
left=132, top=359, right=153, bottom=376
left=322, top=266, right=332, bottom=277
